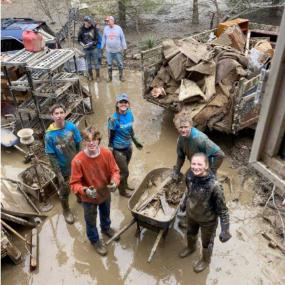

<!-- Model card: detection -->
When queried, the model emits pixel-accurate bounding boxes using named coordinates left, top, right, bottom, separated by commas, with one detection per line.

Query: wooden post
left=147, top=229, right=164, bottom=263
left=30, top=228, right=38, bottom=271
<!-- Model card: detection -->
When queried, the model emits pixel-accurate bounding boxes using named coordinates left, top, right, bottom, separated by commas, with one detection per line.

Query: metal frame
left=2, top=48, right=90, bottom=135
left=249, top=10, right=285, bottom=192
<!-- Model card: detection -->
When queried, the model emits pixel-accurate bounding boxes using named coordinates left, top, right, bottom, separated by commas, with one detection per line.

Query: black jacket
left=77, top=25, right=98, bottom=50
left=185, top=171, right=229, bottom=224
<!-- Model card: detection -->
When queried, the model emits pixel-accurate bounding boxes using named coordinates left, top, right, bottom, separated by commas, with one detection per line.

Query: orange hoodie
left=70, top=147, right=120, bottom=204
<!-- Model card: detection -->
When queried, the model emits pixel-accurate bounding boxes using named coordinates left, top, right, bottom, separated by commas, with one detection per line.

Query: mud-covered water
left=1, top=70, right=285, bottom=285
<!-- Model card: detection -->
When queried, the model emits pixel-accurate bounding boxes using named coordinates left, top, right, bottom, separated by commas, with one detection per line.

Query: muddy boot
left=88, top=69, right=93, bottom=81
left=119, top=69, right=125, bottom=82
left=178, top=216, right=187, bottom=229
left=93, top=239, right=108, bottom=256
left=107, top=69, right=112, bottom=82
left=102, top=227, right=120, bottom=241
left=95, top=69, right=100, bottom=82
left=119, top=187, right=131, bottom=198
left=76, top=193, right=81, bottom=204
left=193, top=247, right=212, bottom=273
left=61, top=200, right=74, bottom=224
left=126, top=184, right=135, bottom=191
left=179, top=235, right=197, bottom=258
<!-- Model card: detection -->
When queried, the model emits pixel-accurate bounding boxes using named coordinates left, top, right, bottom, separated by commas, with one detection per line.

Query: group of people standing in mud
left=78, top=15, right=127, bottom=82
left=44, top=14, right=231, bottom=274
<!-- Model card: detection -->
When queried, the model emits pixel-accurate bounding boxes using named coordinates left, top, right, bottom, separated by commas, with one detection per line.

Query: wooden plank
left=30, top=228, right=38, bottom=271
left=1, top=208, right=47, bottom=218
left=261, top=232, right=285, bottom=254
left=1, top=220, right=31, bottom=245
left=159, top=195, right=172, bottom=216
left=1, top=212, right=36, bottom=227
left=136, top=177, right=172, bottom=212
left=147, top=229, right=164, bottom=263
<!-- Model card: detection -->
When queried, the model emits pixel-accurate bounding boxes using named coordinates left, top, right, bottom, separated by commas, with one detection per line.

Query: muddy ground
left=1, top=70, right=285, bottom=285
left=1, top=1, right=285, bottom=284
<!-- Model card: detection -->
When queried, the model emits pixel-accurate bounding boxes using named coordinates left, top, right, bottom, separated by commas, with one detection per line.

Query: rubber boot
left=61, top=200, right=74, bottom=224
left=107, top=69, right=112, bottom=82
left=119, top=69, right=125, bottom=82
left=95, top=69, right=100, bottom=82
left=88, top=69, right=93, bottom=81
left=118, top=186, right=131, bottom=198
left=179, top=235, right=197, bottom=258
left=193, top=247, right=212, bottom=273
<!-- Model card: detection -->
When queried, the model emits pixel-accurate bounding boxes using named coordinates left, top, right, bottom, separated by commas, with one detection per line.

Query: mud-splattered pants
left=113, top=147, right=132, bottom=194
left=186, top=215, right=218, bottom=250
left=82, top=198, right=111, bottom=243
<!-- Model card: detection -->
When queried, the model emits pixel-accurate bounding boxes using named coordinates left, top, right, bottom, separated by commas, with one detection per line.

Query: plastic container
left=22, top=30, right=44, bottom=52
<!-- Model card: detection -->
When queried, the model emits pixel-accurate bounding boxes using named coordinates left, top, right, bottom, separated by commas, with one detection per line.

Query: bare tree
left=192, top=0, right=199, bottom=24
left=118, top=0, right=163, bottom=33
left=209, top=0, right=221, bottom=26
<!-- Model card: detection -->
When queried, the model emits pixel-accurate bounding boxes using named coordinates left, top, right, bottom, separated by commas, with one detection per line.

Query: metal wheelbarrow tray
left=18, top=164, right=56, bottom=201
left=107, top=167, right=185, bottom=262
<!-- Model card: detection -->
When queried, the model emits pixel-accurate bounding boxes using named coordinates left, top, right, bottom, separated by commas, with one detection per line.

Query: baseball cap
left=84, top=16, right=92, bottom=23
left=116, top=93, right=129, bottom=102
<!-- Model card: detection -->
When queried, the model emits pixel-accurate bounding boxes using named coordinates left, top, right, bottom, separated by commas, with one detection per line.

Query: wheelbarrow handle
left=106, top=219, right=136, bottom=246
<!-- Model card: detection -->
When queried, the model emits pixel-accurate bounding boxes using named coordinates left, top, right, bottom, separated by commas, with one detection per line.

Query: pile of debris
left=149, top=21, right=275, bottom=130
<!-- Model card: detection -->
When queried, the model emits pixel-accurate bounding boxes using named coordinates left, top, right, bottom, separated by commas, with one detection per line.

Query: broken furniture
left=106, top=168, right=185, bottom=263
left=1, top=48, right=92, bottom=135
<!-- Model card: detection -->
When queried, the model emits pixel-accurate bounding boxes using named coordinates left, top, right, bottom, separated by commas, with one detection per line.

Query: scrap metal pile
left=149, top=23, right=275, bottom=130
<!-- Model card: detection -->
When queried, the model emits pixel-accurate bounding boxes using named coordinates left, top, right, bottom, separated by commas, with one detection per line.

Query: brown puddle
left=1, top=70, right=284, bottom=285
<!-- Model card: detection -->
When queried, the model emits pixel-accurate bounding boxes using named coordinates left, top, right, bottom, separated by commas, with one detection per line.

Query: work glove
left=84, top=187, right=97, bottom=199
left=132, top=136, right=143, bottom=150
left=219, top=221, right=232, bottom=243
left=107, top=180, right=117, bottom=192
left=171, top=166, right=180, bottom=182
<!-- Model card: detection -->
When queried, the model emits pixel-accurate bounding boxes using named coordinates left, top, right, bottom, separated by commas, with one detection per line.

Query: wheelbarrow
left=106, top=168, right=186, bottom=262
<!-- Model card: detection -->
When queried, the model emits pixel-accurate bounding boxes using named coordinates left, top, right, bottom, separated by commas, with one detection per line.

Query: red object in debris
left=22, top=30, right=44, bottom=52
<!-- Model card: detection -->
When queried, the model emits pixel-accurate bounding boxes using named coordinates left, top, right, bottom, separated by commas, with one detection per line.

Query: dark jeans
left=187, top=216, right=218, bottom=249
left=113, top=147, right=132, bottom=192
left=85, top=48, right=101, bottom=70
left=82, top=198, right=111, bottom=243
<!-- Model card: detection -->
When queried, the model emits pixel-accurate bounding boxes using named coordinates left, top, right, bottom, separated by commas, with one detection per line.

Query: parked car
left=1, top=18, right=59, bottom=53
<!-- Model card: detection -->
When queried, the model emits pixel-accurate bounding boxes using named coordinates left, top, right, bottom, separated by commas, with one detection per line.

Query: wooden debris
left=261, top=232, right=285, bottom=255
left=136, top=177, right=172, bottom=212
left=1, top=212, right=36, bottom=227
left=1, top=220, right=31, bottom=245
left=30, top=228, right=38, bottom=271
left=147, top=229, right=164, bottom=263
left=159, top=195, right=172, bottom=216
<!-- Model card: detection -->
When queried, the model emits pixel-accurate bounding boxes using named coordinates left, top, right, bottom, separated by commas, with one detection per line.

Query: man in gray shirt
left=101, top=16, right=127, bottom=82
